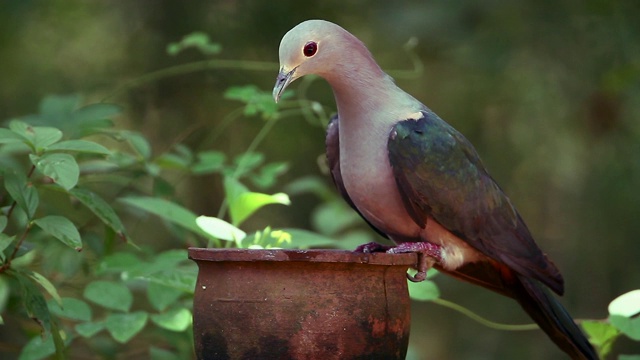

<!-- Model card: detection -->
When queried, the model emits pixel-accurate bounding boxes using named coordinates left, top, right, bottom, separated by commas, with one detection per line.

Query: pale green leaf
left=150, top=307, right=192, bottom=331
left=83, top=281, right=132, bottom=312
left=105, top=311, right=148, bottom=343
left=30, top=153, right=79, bottom=190
left=609, top=290, right=640, bottom=317
left=33, top=215, right=82, bottom=251
left=280, top=228, right=339, bottom=248
left=196, top=216, right=246, bottom=242
left=609, top=314, right=640, bottom=341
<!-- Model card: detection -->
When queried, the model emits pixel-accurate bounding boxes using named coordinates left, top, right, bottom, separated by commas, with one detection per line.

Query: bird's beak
left=272, top=67, right=296, bottom=103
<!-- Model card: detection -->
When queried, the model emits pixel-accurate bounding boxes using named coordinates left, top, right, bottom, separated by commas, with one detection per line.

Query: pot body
left=189, top=248, right=417, bottom=360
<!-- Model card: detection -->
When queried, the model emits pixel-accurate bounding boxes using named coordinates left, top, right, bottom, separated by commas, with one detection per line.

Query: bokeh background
left=1, top=0, right=639, bottom=359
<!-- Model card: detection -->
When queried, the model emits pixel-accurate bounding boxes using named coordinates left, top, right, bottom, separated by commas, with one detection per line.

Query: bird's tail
left=514, top=274, right=598, bottom=360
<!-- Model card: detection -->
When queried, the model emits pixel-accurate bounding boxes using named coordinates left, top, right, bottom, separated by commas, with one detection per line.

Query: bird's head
left=272, top=20, right=349, bottom=103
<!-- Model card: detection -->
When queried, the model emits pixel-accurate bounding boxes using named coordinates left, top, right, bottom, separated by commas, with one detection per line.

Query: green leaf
left=119, top=196, right=212, bottom=240
left=228, top=191, right=290, bottom=226
left=167, top=32, right=222, bottom=56
left=0, top=215, right=7, bottom=232
left=9, top=121, right=62, bottom=151
left=0, top=234, right=15, bottom=256
left=72, top=103, right=121, bottom=123
left=232, top=152, right=264, bottom=176
left=191, top=151, right=226, bottom=174
left=84, top=280, right=132, bottom=312
left=143, top=266, right=197, bottom=294
left=48, top=297, right=92, bottom=322
left=121, top=131, right=151, bottom=159
left=619, top=355, right=640, bottom=360
left=408, top=279, right=440, bottom=301
left=147, top=282, right=184, bottom=312
left=46, top=140, right=111, bottom=155
left=581, top=320, right=619, bottom=359
left=18, top=334, right=55, bottom=360
left=33, top=215, right=82, bottom=251
left=96, top=252, right=143, bottom=275
left=29, top=271, right=62, bottom=306
left=75, top=321, right=105, bottom=338
left=609, top=314, right=640, bottom=341
left=251, top=162, right=289, bottom=188
left=4, top=170, right=39, bottom=220
left=30, top=153, right=79, bottom=190
left=0, top=128, right=25, bottom=144
left=105, top=311, right=148, bottom=343
left=150, top=307, right=191, bottom=332
left=223, top=176, right=249, bottom=202
left=196, top=216, right=246, bottom=242
left=150, top=346, right=181, bottom=360
left=312, top=201, right=363, bottom=236
left=15, top=271, right=51, bottom=333
left=70, top=187, right=127, bottom=240
left=280, top=228, right=340, bottom=248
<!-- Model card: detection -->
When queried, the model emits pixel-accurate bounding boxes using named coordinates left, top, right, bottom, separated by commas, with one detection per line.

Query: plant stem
left=432, top=298, right=539, bottom=331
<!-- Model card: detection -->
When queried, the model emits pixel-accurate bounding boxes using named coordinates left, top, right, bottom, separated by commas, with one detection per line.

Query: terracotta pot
left=188, top=248, right=417, bottom=360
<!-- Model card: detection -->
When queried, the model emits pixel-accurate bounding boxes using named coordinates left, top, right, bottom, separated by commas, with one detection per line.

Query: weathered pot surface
left=189, top=248, right=418, bottom=360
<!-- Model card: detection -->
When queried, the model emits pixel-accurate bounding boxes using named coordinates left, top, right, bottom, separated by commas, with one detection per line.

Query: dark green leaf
left=72, top=103, right=121, bottom=123
left=97, top=252, right=143, bottom=275
left=84, top=280, right=132, bottom=312
left=150, top=307, right=191, bottom=331
left=105, top=311, right=148, bottom=343
left=30, top=153, right=79, bottom=190
left=46, top=140, right=111, bottom=155
left=33, top=216, right=82, bottom=251
left=70, top=187, right=127, bottom=240
left=29, top=271, right=62, bottom=306
left=48, top=297, right=92, bottom=322
left=15, top=271, right=51, bottom=333
left=0, top=234, right=15, bottom=257
left=4, top=170, right=39, bottom=220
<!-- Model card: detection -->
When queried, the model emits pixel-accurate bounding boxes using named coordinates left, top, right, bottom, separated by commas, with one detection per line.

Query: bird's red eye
left=303, top=41, right=318, bottom=57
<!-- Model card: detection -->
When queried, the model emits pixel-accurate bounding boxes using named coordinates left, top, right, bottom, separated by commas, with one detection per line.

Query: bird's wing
left=387, top=110, right=564, bottom=294
left=326, top=115, right=389, bottom=239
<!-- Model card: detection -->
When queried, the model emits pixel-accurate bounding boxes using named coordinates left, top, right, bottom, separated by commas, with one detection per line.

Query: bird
left=272, top=19, right=596, bottom=359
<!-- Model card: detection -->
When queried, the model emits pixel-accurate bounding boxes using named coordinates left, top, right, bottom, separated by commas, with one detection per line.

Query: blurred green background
left=1, top=0, right=639, bottom=359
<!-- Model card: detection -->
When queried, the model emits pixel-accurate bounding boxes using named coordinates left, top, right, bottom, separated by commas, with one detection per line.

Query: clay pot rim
left=188, top=248, right=417, bottom=266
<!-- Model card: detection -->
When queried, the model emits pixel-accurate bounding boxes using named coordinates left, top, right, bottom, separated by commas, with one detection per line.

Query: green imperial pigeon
left=272, top=19, right=596, bottom=359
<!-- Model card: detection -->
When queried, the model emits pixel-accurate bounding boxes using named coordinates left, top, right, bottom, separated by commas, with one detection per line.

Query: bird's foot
left=354, top=241, right=393, bottom=253
left=387, top=242, right=442, bottom=282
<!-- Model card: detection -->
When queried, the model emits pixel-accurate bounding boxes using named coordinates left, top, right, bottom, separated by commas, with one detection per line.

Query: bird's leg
left=387, top=242, right=442, bottom=282
left=354, top=241, right=393, bottom=253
